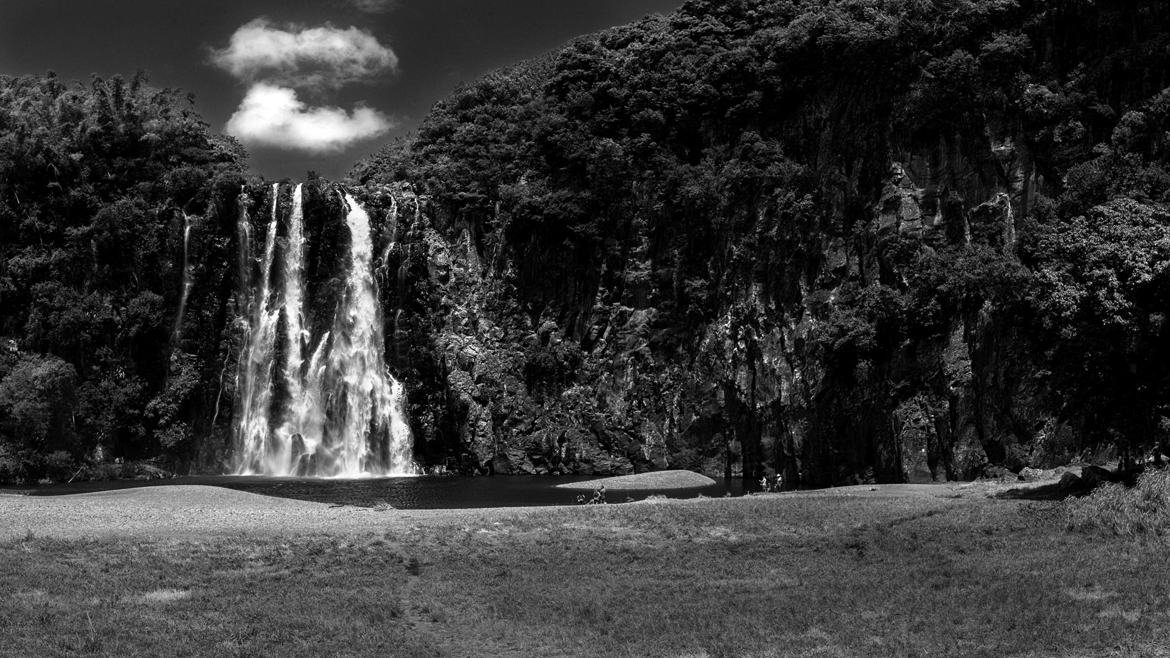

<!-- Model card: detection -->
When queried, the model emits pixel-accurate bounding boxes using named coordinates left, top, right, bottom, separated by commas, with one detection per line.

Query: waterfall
left=234, top=184, right=282, bottom=475
left=1002, top=193, right=1017, bottom=250
left=389, top=194, right=400, bottom=242
left=282, top=184, right=306, bottom=403
left=321, top=193, right=414, bottom=475
left=235, top=187, right=253, bottom=316
left=172, top=211, right=194, bottom=343
left=275, top=183, right=309, bottom=473
left=275, top=183, right=327, bottom=474
left=232, top=184, right=415, bottom=477
left=376, top=195, right=397, bottom=281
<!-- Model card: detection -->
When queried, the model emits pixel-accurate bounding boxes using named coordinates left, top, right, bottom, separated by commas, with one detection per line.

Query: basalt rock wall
left=354, top=0, right=1170, bottom=487
left=377, top=143, right=1054, bottom=486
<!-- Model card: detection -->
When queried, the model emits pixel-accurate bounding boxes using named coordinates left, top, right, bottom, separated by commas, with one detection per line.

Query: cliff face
left=0, top=73, right=253, bottom=481
left=7, top=2, right=1167, bottom=485
left=352, top=0, right=1170, bottom=486
left=381, top=148, right=1047, bottom=486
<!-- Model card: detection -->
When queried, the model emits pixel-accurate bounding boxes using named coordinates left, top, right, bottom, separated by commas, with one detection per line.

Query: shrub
left=0, top=447, right=76, bottom=484
left=1066, top=468, right=1170, bottom=536
left=0, top=353, right=78, bottom=453
left=576, top=485, right=608, bottom=505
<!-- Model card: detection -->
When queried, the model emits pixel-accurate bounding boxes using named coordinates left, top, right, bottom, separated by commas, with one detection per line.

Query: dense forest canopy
left=0, top=72, right=249, bottom=480
left=3, top=0, right=1170, bottom=484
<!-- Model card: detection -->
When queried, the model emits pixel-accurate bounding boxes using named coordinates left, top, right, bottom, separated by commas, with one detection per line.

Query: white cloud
left=225, top=83, right=393, bottom=153
left=211, top=18, right=398, bottom=89
left=347, top=0, right=398, bottom=14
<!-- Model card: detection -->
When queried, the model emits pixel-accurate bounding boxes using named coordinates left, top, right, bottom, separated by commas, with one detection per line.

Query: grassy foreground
left=2, top=489, right=1168, bottom=657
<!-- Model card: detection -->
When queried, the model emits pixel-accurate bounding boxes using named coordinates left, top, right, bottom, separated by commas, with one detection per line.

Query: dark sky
left=0, top=0, right=684, bottom=179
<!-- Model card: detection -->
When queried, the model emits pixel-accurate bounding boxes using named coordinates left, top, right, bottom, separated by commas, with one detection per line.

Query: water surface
left=5, top=475, right=744, bottom=509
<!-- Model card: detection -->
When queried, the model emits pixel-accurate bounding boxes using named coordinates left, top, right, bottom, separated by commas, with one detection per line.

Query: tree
left=1030, top=198, right=1170, bottom=464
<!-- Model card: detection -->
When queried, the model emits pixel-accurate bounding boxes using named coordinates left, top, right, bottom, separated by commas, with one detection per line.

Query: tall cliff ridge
left=2, top=2, right=1169, bottom=485
left=352, top=0, right=1170, bottom=486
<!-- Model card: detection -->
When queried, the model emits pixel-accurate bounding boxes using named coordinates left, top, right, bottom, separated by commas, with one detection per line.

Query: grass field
left=2, top=487, right=1167, bottom=657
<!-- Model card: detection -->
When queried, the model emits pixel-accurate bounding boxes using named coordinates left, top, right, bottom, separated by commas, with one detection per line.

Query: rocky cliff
left=350, top=0, right=1170, bottom=487
left=4, top=1, right=1169, bottom=486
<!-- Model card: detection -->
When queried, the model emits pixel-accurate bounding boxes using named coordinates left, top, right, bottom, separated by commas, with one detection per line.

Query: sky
left=0, top=0, right=684, bottom=180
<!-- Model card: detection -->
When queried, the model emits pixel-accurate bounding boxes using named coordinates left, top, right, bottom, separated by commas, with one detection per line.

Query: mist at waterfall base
left=231, top=184, right=415, bottom=478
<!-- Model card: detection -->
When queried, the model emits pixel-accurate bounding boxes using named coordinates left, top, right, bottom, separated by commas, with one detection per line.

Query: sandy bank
left=0, top=485, right=497, bottom=541
left=0, top=475, right=1057, bottom=542
left=555, top=470, right=717, bottom=490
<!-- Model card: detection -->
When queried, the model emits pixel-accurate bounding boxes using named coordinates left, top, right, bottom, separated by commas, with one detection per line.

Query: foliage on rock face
left=0, top=352, right=79, bottom=482
left=0, top=354, right=77, bottom=450
left=3, top=1, right=1170, bottom=484
left=1019, top=92, right=1169, bottom=466
left=0, top=72, right=247, bottom=480
left=353, top=0, right=1170, bottom=484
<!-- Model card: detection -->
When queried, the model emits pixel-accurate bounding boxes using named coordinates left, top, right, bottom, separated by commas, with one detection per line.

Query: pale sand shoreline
left=555, top=469, right=717, bottom=490
left=0, top=485, right=485, bottom=541
left=0, top=477, right=1054, bottom=542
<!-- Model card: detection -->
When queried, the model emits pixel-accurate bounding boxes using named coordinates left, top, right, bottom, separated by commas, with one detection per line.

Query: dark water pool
left=3, top=475, right=744, bottom=509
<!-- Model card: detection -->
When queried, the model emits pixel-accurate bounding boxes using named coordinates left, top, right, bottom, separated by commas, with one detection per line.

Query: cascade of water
left=376, top=196, right=398, bottom=281
left=323, top=192, right=414, bottom=476
left=465, top=229, right=480, bottom=273
left=387, top=377, right=413, bottom=471
left=392, top=308, right=404, bottom=364
left=235, top=187, right=253, bottom=316
left=234, top=184, right=282, bottom=475
left=283, top=184, right=306, bottom=397
left=378, top=244, right=395, bottom=278
left=232, top=185, right=414, bottom=477
left=273, top=183, right=309, bottom=473
left=294, top=332, right=330, bottom=470
left=389, top=195, right=400, bottom=242
left=172, top=211, right=195, bottom=343
left=1002, top=193, right=1016, bottom=249
left=227, top=190, right=252, bottom=448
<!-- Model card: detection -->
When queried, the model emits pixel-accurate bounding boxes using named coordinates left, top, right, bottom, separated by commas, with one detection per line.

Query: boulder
left=1018, top=467, right=1045, bottom=481
left=485, top=448, right=538, bottom=475
left=1080, top=465, right=1115, bottom=488
left=1058, top=471, right=1083, bottom=491
left=981, top=465, right=1014, bottom=480
left=489, top=453, right=513, bottom=475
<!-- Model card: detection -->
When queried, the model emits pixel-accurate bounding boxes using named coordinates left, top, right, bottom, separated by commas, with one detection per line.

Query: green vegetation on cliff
left=353, top=0, right=1170, bottom=485
left=3, top=0, right=1170, bottom=484
left=0, top=73, right=248, bottom=480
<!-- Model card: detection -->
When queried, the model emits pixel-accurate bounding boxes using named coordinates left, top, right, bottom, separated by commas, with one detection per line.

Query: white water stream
left=172, top=211, right=194, bottom=343
left=233, top=185, right=414, bottom=477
